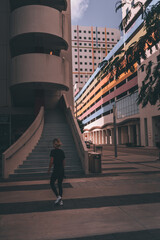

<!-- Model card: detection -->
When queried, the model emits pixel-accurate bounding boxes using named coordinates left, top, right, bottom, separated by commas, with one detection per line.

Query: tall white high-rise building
left=72, top=25, right=120, bottom=94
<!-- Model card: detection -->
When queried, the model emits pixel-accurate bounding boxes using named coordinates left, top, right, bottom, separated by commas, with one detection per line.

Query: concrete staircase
left=9, top=108, right=84, bottom=181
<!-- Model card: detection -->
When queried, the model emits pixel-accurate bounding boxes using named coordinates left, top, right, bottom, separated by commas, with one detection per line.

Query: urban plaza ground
left=0, top=146, right=160, bottom=240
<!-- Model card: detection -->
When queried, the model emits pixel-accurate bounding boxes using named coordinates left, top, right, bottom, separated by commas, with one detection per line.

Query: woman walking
left=48, top=138, right=65, bottom=205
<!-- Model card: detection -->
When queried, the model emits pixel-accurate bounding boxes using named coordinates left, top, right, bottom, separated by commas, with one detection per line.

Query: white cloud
left=71, top=0, right=89, bottom=21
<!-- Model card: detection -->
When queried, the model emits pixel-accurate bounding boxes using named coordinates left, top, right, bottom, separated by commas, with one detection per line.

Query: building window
left=84, top=49, right=87, bottom=52
left=79, top=36, right=82, bottom=39
left=107, top=32, right=109, bottom=35
left=75, top=75, right=78, bottom=77
left=102, top=32, right=105, bottom=34
left=74, top=36, right=77, bottom=39
left=131, top=0, right=135, bottom=7
left=84, top=56, right=87, bottom=58
left=80, top=56, right=82, bottom=58
left=74, top=49, right=77, bottom=51
left=80, top=62, right=82, bottom=64
left=90, top=69, right=92, bottom=71
left=107, top=38, right=110, bottom=41
left=112, top=39, right=114, bottom=41
left=75, top=55, right=77, bottom=58
left=75, top=62, right=78, bottom=64
left=85, top=62, right=87, bottom=65
left=79, top=30, right=81, bottom=33
left=75, top=68, right=78, bottom=71
left=84, top=30, right=86, bottom=33
left=79, top=49, right=82, bottom=52
left=111, top=32, right=114, bottom=35
left=79, top=43, right=82, bottom=45
left=74, top=30, right=77, bottom=32
left=116, top=91, right=139, bottom=119
left=126, top=7, right=129, bottom=15
left=141, top=65, right=144, bottom=72
left=74, top=43, right=77, bottom=45
left=88, top=31, right=91, bottom=33
left=157, top=54, right=160, bottom=62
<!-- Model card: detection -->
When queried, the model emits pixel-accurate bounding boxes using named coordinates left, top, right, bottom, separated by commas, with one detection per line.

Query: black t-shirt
left=50, top=148, right=65, bottom=171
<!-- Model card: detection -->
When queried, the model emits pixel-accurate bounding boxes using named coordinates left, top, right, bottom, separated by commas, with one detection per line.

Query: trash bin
left=88, top=152, right=101, bottom=173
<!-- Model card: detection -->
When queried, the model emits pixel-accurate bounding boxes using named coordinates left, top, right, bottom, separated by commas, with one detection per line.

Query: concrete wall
left=2, top=107, right=44, bottom=178
left=10, top=6, right=65, bottom=40
left=138, top=48, right=160, bottom=147
left=11, top=54, right=68, bottom=89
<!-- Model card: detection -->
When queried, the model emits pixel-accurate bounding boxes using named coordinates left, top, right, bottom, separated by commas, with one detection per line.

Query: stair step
left=8, top=108, right=84, bottom=181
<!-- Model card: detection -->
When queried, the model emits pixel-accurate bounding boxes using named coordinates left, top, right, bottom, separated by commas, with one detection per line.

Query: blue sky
left=71, top=0, right=122, bottom=30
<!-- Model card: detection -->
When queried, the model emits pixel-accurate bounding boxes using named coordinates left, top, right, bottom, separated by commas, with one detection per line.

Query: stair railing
left=60, top=95, right=89, bottom=174
left=2, top=107, right=44, bottom=178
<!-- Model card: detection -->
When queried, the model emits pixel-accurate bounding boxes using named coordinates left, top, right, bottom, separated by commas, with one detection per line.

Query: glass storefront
left=116, top=91, right=139, bottom=119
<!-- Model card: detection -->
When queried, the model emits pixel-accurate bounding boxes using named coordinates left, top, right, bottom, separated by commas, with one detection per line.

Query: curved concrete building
left=0, top=0, right=79, bottom=168
left=8, top=0, right=73, bottom=109
left=0, top=0, right=88, bottom=180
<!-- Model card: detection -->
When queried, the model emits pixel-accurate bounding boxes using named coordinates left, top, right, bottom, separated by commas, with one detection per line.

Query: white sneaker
left=59, top=200, right=63, bottom=206
left=54, top=196, right=61, bottom=204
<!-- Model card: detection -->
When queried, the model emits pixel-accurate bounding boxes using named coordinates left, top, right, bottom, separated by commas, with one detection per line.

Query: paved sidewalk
left=0, top=151, right=160, bottom=239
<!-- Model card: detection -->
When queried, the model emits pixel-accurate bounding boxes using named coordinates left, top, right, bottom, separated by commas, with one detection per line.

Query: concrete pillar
left=148, top=117, right=153, bottom=147
left=100, top=130, right=102, bottom=144
left=118, top=127, right=121, bottom=145
left=136, top=124, right=141, bottom=146
left=97, top=131, right=99, bottom=144
left=106, top=129, right=111, bottom=145
left=111, top=128, right=114, bottom=145
left=128, top=125, right=132, bottom=143
left=93, top=132, right=96, bottom=144
left=116, top=127, right=119, bottom=145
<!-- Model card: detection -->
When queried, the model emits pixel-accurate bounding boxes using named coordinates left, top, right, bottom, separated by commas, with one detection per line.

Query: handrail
left=60, top=94, right=89, bottom=174
left=2, top=107, right=44, bottom=178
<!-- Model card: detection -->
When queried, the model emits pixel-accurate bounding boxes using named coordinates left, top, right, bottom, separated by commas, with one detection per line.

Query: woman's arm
left=48, top=157, right=54, bottom=174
